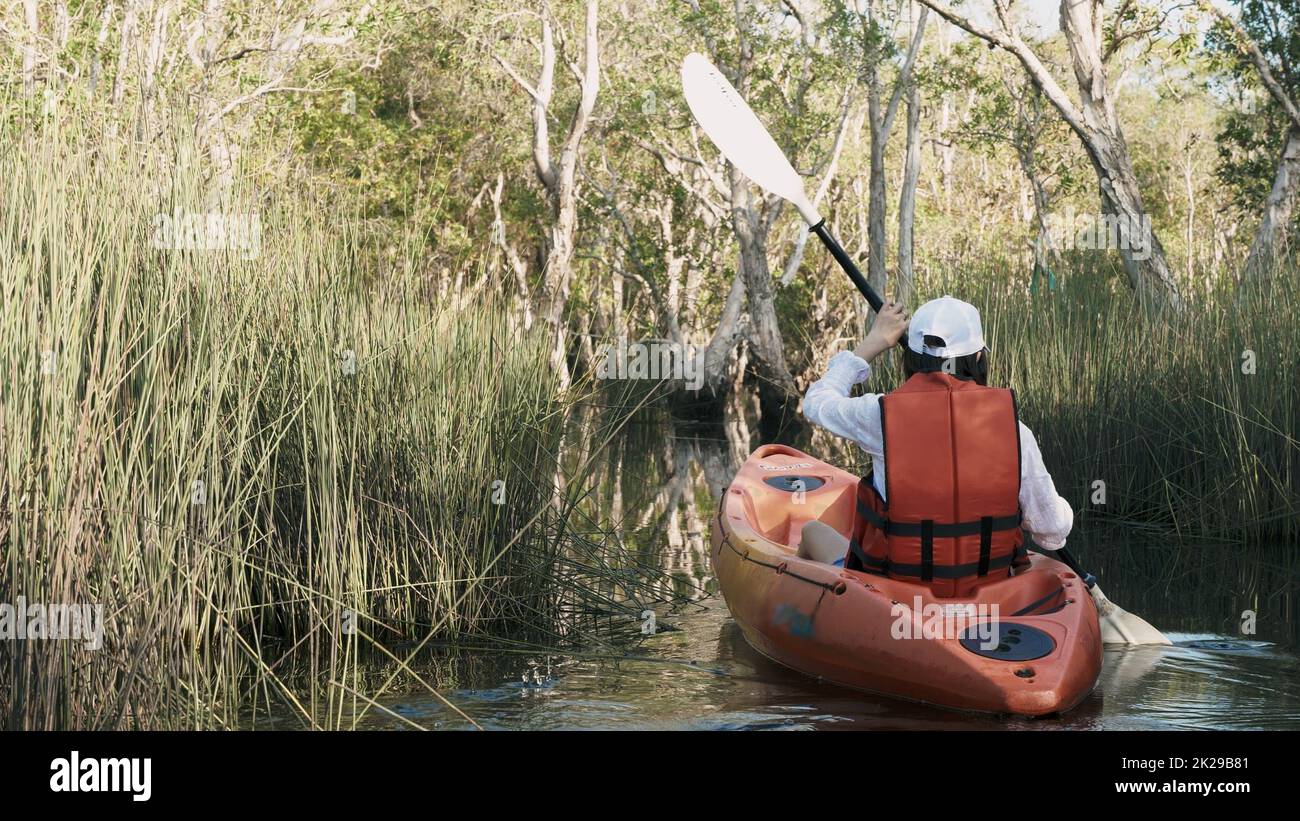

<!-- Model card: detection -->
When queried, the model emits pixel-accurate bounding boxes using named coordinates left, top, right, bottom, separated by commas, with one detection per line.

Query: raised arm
left=803, top=351, right=885, bottom=456
left=802, top=300, right=909, bottom=457
left=1017, top=422, right=1074, bottom=550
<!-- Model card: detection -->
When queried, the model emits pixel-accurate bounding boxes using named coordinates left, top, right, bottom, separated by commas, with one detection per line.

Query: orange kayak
left=712, top=444, right=1103, bottom=716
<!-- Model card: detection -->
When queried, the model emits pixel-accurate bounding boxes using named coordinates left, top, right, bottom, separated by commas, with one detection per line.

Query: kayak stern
left=712, top=444, right=1103, bottom=716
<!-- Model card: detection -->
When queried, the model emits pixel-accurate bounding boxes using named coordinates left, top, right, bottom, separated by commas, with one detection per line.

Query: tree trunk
left=490, top=173, right=534, bottom=330
left=541, top=201, right=578, bottom=382
left=897, top=84, right=922, bottom=305
left=867, top=83, right=889, bottom=298
left=1017, top=142, right=1057, bottom=285
left=657, top=197, right=686, bottom=346
left=780, top=84, right=855, bottom=287
left=681, top=242, right=703, bottom=334
left=112, top=1, right=140, bottom=106
left=1241, top=126, right=1300, bottom=286
left=699, top=269, right=747, bottom=397
left=863, top=3, right=929, bottom=306
left=139, top=1, right=174, bottom=139
left=495, top=0, right=601, bottom=389
left=89, top=2, right=117, bottom=98
left=730, top=170, right=798, bottom=407
left=22, top=0, right=39, bottom=96
left=1058, top=0, right=1181, bottom=310
left=938, top=95, right=954, bottom=208
left=1196, top=0, right=1300, bottom=288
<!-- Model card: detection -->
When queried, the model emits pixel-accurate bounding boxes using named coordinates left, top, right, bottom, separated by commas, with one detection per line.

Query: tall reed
left=0, top=117, right=590, bottom=729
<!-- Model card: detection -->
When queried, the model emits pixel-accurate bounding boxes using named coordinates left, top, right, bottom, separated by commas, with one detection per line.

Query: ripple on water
left=357, top=607, right=1300, bottom=730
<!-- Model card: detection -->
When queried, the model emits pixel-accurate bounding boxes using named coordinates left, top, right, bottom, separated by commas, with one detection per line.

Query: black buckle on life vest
left=978, top=516, right=993, bottom=577
left=920, top=519, right=934, bottom=582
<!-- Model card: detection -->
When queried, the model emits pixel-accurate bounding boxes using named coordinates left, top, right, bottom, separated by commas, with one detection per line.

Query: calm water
left=347, top=416, right=1300, bottom=730
left=357, top=601, right=1300, bottom=730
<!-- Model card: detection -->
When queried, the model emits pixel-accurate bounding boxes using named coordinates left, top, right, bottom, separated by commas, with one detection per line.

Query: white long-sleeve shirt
left=803, top=351, right=1074, bottom=550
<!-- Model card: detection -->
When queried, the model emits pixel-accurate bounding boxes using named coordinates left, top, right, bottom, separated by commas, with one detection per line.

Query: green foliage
left=1217, top=107, right=1287, bottom=215
left=1205, top=1, right=1300, bottom=215
left=953, top=42, right=1084, bottom=200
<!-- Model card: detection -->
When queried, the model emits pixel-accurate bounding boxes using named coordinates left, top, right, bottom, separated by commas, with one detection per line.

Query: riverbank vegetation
left=0, top=120, right=682, bottom=729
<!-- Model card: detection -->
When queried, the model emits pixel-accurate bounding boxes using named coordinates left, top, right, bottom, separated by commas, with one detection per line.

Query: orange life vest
left=846, top=371, right=1025, bottom=597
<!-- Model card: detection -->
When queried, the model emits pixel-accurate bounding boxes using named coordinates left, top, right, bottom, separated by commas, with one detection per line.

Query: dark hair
left=901, top=346, right=989, bottom=386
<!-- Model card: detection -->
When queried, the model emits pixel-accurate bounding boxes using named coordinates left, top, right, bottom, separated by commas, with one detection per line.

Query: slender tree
left=1200, top=0, right=1300, bottom=287
left=492, top=0, right=601, bottom=388
left=918, top=0, right=1184, bottom=310
left=834, top=0, right=930, bottom=302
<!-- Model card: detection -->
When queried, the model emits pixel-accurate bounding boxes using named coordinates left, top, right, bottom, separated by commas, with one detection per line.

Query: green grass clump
left=0, top=120, right=584, bottom=729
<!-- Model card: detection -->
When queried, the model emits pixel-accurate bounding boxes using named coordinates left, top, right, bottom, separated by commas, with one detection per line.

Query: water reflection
left=362, top=599, right=1300, bottom=730
left=370, top=413, right=1300, bottom=730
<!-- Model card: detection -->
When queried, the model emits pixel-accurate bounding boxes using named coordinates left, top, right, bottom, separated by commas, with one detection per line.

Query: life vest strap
left=854, top=544, right=1028, bottom=580
left=847, top=535, right=886, bottom=577
left=855, top=499, right=1021, bottom=538
left=920, top=520, right=934, bottom=582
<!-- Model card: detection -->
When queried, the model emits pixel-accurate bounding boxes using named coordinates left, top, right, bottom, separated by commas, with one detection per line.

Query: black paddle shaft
left=811, top=220, right=883, bottom=313
left=1055, top=547, right=1098, bottom=589
left=1026, top=533, right=1099, bottom=590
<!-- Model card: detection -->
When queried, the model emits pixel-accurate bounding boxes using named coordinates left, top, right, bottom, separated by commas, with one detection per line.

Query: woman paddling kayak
left=708, top=296, right=1105, bottom=713
left=799, top=296, right=1075, bottom=597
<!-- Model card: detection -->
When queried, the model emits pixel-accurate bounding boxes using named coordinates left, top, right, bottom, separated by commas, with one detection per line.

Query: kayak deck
left=712, top=444, right=1102, bottom=716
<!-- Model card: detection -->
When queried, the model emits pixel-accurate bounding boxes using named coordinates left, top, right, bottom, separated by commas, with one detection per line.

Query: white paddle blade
left=1092, top=586, right=1171, bottom=645
left=680, top=53, right=820, bottom=225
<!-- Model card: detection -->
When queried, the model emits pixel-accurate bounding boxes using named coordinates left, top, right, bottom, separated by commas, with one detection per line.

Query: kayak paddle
left=680, top=53, right=883, bottom=313
left=1052, top=546, right=1170, bottom=645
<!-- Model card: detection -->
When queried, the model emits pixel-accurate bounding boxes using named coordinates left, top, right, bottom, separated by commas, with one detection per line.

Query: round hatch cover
left=762, top=475, right=825, bottom=492
left=959, top=622, right=1055, bottom=661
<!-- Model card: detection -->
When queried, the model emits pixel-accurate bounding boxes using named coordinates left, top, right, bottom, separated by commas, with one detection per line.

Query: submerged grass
left=0, top=118, right=675, bottom=730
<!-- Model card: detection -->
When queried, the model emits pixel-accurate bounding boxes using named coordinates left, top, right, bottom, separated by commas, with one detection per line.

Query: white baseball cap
left=906, top=296, right=986, bottom=358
